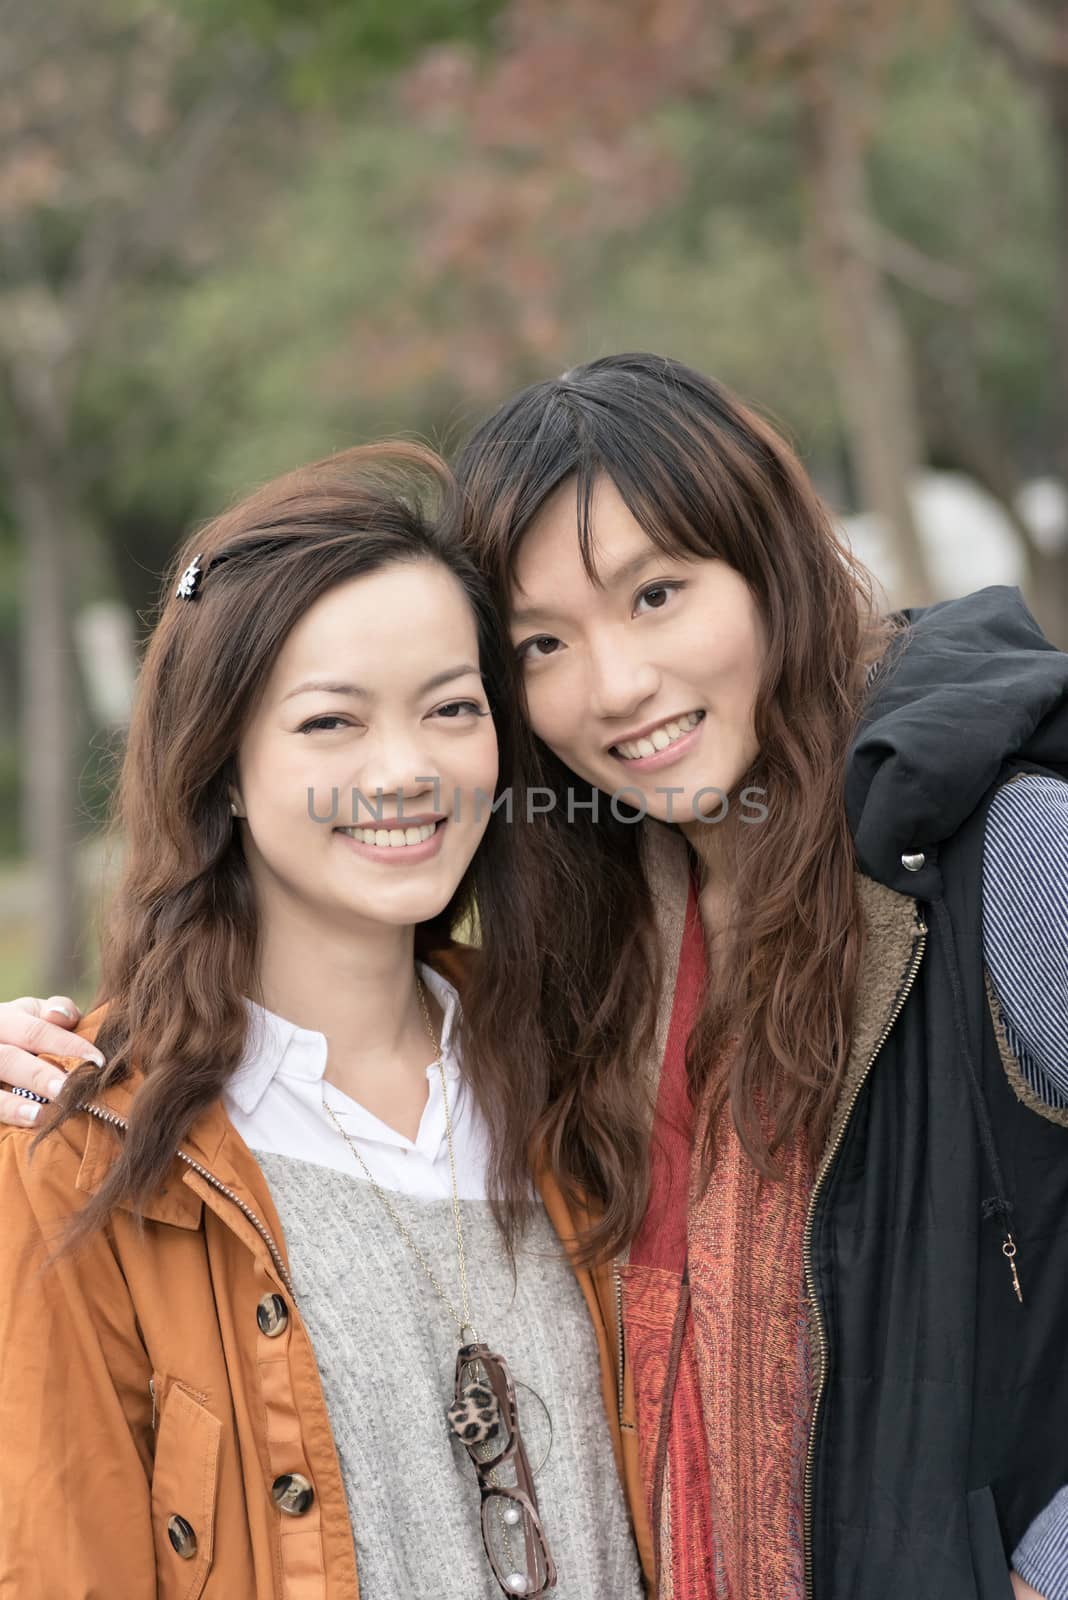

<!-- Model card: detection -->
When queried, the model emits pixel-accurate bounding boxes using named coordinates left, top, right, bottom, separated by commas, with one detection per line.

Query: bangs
left=486, top=380, right=735, bottom=600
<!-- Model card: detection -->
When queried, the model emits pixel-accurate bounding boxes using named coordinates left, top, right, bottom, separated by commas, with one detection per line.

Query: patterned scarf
left=620, top=825, right=814, bottom=1598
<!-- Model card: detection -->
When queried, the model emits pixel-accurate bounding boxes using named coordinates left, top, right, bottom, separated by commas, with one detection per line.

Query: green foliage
left=185, top=0, right=503, bottom=99
left=1, top=0, right=1063, bottom=891
left=871, top=28, right=1057, bottom=463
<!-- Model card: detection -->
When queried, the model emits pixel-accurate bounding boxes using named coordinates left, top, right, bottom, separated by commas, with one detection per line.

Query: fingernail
left=47, top=1075, right=67, bottom=1098
left=21, top=1101, right=40, bottom=1124
left=86, top=1050, right=106, bottom=1068
left=47, top=1004, right=76, bottom=1022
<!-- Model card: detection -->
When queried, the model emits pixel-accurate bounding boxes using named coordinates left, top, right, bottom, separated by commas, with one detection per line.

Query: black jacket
left=808, top=587, right=1068, bottom=1597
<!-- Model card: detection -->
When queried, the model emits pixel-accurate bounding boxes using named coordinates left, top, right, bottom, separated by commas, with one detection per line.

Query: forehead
left=272, top=562, right=478, bottom=679
left=510, top=475, right=659, bottom=605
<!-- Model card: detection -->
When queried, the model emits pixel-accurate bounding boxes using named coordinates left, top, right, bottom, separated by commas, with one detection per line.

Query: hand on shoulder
left=0, top=996, right=105, bottom=1127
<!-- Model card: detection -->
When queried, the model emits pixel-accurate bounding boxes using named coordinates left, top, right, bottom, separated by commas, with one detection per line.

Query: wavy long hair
left=451, top=353, right=899, bottom=1262
left=41, top=442, right=536, bottom=1249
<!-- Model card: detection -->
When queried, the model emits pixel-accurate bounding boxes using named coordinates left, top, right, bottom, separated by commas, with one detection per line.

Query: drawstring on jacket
left=929, top=896, right=1024, bottom=1304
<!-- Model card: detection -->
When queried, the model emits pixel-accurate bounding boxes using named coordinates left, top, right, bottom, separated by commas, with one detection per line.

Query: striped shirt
left=982, top=771, right=1068, bottom=1598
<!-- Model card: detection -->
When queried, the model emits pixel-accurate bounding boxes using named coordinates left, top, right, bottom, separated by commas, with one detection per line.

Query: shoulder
left=0, top=1003, right=129, bottom=1202
left=0, top=1112, right=92, bottom=1236
left=985, top=770, right=1068, bottom=844
left=983, top=773, right=1068, bottom=933
left=982, top=773, right=1068, bottom=1112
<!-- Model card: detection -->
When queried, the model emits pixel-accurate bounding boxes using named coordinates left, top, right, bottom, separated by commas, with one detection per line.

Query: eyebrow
left=283, top=664, right=483, bottom=701
left=511, top=549, right=665, bottom=627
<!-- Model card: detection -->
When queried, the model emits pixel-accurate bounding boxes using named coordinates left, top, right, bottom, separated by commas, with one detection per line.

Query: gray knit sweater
left=257, top=1153, right=643, bottom=1600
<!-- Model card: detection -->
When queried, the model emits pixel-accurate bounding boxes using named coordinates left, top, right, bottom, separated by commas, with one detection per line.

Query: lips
left=610, top=710, right=704, bottom=761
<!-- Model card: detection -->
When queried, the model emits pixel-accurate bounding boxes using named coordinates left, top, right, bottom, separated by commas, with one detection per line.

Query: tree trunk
left=801, top=76, right=934, bottom=608
left=14, top=467, right=84, bottom=994
left=1036, top=90, right=1068, bottom=647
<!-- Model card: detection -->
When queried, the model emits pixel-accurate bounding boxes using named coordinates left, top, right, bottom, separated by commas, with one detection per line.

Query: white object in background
left=1016, top=478, right=1068, bottom=555
left=74, top=601, right=137, bottom=726
left=839, top=469, right=1051, bottom=603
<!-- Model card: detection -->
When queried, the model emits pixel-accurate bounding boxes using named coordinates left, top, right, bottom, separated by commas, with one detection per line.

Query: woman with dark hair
left=5, top=356, right=1068, bottom=1600
left=0, top=443, right=643, bottom=1600
left=446, top=355, right=1068, bottom=1600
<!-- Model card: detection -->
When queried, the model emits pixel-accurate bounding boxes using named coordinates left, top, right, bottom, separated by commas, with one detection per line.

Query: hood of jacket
left=846, top=585, right=1068, bottom=900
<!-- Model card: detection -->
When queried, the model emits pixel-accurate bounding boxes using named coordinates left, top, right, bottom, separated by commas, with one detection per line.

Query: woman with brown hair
left=444, top=354, right=1068, bottom=1600
left=0, top=444, right=644, bottom=1600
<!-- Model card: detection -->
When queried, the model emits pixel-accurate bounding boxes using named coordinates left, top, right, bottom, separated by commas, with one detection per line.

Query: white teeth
left=338, top=822, right=438, bottom=847
left=614, top=712, right=702, bottom=761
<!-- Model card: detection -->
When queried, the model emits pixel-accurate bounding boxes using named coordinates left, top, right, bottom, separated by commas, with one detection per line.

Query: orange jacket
left=0, top=993, right=654, bottom=1600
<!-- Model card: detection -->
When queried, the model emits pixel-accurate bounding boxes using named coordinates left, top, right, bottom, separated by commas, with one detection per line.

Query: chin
left=363, top=892, right=457, bottom=927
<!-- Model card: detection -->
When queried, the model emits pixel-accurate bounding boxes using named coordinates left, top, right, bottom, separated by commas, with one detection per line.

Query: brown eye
left=519, top=635, right=561, bottom=661
left=433, top=701, right=485, bottom=719
left=634, top=581, right=683, bottom=616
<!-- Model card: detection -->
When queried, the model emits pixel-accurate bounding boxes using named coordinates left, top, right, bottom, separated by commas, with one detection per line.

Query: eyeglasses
left=449, top=1342, right=558, bottom=1597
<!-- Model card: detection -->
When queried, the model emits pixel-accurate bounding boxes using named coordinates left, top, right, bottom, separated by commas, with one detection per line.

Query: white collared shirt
left=223, top=962, right=495, bottom=1200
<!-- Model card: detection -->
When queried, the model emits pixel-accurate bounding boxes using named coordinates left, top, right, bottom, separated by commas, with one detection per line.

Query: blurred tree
left=380, top=0, right=943, bottom=600
left=371, top=0, right=1063, bottom=622
left=0, top=0, right=278, bottom=987
left=962, top=0, right=1068, bottom=632
left=707, top=0, right=946, bottom=603
left=0, top=0, right=503, bottom=993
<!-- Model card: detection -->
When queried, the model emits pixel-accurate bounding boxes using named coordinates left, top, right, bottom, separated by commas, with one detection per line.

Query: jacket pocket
left=967, top=1484, right=1014, bottom=1600
left=150, top=1377, right=222, bottom=1600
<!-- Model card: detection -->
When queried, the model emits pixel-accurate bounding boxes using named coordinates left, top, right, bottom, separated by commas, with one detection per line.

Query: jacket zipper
left=84, top=1102, right=295, bottom=1299
left=612, top=1259, right=625, bottom=1427
left=801, top=914, right=927, bottom=1598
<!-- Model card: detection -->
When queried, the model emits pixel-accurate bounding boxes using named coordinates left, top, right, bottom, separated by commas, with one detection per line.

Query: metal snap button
left=256, top=1292, right=289, bottom=1338
left=272, top=1473, right=315, bottom=1516
left=901, top=852, right=926, bottom=872
left=166, top=1514, right=198, bottom=1559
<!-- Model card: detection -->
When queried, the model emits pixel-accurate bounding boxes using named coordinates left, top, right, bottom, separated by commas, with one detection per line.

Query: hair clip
left=176, top=553, right=205, bottom=600
left=175, top=535, right=293, bottom=602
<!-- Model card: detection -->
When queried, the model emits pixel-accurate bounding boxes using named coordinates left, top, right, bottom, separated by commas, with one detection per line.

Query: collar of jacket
left=67, top=1030, right=263, bottom=1228
left=631, top=819, right=924, bottom=1173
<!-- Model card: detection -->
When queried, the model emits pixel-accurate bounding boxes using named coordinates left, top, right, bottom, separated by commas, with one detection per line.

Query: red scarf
left=620, top=875, right=814, bottom=1599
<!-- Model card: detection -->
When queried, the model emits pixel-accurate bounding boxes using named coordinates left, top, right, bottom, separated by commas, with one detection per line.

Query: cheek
left=522, top=666, right=584, bottom=751
left=442, top=724, right=500, bottom=796
left=475, top=727, right=501, bottom=794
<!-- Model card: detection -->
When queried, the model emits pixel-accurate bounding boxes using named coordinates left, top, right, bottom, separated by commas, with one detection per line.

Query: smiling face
left=234, top=560, right=499, bottom=933
left=510, top=475, right=766, bottom=825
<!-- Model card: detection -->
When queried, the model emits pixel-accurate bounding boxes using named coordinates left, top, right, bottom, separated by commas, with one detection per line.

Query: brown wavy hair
left=451, top=352, right=899, bottom=1262
left=40, top=442, right=532, bottom=1248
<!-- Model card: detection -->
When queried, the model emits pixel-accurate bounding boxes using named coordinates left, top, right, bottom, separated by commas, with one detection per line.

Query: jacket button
left=901, top=852, right=926, bottom=872
left=256, top=1292, right=289, bottom=1337
left=166, top=1514, right=198, bottom=1559
left=272, top=1473, right=315, bottom=1516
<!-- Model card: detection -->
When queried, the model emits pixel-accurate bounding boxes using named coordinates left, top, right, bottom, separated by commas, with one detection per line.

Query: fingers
left=41, top=996, right=82, bottom=1026
left=8, top=995, right=82, bottom=1025
left=0, top=1087, right=50, bottom=1127
left=0, top=1000, right=106, bottom=1127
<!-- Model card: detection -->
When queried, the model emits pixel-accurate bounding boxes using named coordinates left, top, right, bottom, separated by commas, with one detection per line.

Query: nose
left=586, top=626, right=660, bottom=724
left=351, top=727, right=440, bottom=822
